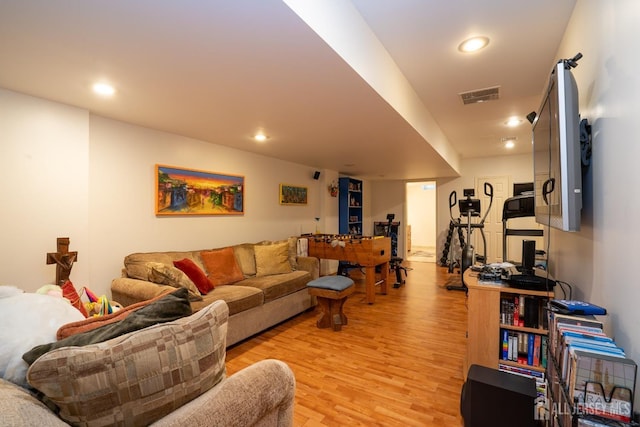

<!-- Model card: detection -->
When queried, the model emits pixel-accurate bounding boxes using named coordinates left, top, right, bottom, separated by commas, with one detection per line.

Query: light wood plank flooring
left=226, top=261, right=468, bottom=426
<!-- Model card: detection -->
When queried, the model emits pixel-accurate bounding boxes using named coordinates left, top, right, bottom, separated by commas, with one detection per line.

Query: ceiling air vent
left=459, top=86, right=500, bottom=105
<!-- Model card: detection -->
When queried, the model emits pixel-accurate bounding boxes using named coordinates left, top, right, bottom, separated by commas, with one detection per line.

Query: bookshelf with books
left=545, top=310, right=637, bottom=427
left=464, top=269, right=553, bottom=378
left=338, top=177, right=363, bottom=235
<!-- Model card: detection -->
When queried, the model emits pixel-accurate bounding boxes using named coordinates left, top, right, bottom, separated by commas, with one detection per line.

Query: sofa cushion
left=254, top=241, right=293, bottom=276
left=148, top=263, right=203, bottom=301
left=26, top=300, right=229, bottom=427
left=233, top=243, right=257, bottom=276
left=193, top=285, right=264, bottom=315
left=201, top=247, right=244, bottom=286
left=174, top=258, right=214, bottom=294
left=238, top=270, right=311, bottom=303
left=23, top=288, right=193, bottom=365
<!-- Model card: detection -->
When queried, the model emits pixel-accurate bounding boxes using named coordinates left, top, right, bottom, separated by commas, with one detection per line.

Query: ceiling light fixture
left=92, top=82, right=115, bottom=96
left=501, top=136, right=517, bottom=149
left=254, top=133, right=268, bottom=142
left=458, top=36, right=489, bottom=53
left=505, top=117, right=523, bottom=127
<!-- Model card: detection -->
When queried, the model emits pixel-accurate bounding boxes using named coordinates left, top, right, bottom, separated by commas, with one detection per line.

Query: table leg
left=379, top=261, right=389, bottom=295
left=364, top=266, right=376, bottom=304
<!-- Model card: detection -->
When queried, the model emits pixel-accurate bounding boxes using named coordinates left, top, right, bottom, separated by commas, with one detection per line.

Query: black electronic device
left=513, top=182, right=534, bottom=196
left=502, top=239, right=555, bottom=290
left=461, top=364, right=537, bottom=427
left=532, top=54, right=583, bottom=232
left=521, top=240, right=536, bottom=274
left=459, top=198, right=481, bottom=216
left=502, top=195, right=535, bottom=220
left=503, top=266, right=555, bottom=290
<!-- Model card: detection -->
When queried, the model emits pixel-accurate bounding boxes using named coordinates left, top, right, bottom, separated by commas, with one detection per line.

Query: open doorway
left=406, top=181, right=437, bottom=263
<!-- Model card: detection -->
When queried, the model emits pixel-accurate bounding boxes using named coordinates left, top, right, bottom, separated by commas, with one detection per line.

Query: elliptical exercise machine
left=445, top=182, right=494, bottom=292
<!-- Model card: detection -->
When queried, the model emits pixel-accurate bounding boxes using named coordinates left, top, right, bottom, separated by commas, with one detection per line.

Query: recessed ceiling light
left=92, top=82, right=115, bottom=96
left=501, top=136, right=517, bottom=149
left=458, top=36, right=490, bottom=53
left=254, top=133, right=268, bottom=142
left=505, top=117, right=523, bottom=127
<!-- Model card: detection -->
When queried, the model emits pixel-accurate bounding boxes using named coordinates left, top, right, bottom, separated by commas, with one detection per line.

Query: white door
left=474, top=176, right=510, bottom=263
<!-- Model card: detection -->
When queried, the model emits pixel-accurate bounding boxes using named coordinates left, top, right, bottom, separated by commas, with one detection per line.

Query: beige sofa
left=111, top=238, right=318, bottom=346
left=2, top=300, right=296, bottom=426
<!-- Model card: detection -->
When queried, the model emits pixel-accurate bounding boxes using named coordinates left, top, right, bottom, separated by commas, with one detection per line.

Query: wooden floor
left=226, top=261, right=468, bottom=426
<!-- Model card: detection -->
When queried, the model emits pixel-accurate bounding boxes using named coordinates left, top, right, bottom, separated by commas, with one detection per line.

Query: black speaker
left=522, top=240, right=536, bottom=274
left=461, top=365, right=537, bottom=427
left=313, top=171, right=320, bottom=180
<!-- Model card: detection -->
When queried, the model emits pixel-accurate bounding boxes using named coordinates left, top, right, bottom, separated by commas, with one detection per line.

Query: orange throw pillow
left=173, top=258, right=214, bottom=294
left=61, top=280, right=88, bottom=318
left=200, top=247, right=244, bottom=287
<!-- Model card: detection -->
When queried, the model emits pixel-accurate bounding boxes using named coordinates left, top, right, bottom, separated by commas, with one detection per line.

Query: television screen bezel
left=532, top=61, right=582, bottom=232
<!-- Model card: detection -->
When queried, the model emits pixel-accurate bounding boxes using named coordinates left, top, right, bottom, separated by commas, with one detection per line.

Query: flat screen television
left=532, top=59, right=582, bottom=232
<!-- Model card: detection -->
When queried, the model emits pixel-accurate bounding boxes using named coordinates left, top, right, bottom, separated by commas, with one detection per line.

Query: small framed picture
left=279, top=184, right=308, bottom=205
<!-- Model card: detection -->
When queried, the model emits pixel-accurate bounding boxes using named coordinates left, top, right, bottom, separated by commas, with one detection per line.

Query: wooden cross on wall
left=46, top=237, right=78, bottom=286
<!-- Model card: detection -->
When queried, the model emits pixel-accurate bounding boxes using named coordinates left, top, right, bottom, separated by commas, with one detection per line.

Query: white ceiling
left=0, top=0, right=576, bottom=181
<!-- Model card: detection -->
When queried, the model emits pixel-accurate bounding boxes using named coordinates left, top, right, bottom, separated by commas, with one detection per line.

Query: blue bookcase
left=338, top=177, right=362, bottom=235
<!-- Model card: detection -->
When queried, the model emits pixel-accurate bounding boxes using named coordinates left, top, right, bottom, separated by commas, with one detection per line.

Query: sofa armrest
left=0, top=379, right=68, bottom=426
left=296, top=256, right=319, bottom=280
left=152, top=359, right=295, bottom=427
left=111, top=277, right=173, bottom=307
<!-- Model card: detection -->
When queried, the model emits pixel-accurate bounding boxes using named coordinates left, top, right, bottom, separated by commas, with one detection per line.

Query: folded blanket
left=23, top=288, right=192, bottom=365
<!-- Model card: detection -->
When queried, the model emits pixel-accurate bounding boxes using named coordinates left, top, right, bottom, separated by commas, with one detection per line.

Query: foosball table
left=305, top=234, right=391, bottom=304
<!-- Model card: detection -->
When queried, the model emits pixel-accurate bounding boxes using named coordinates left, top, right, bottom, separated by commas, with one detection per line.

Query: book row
left=500, top=295, right=549, bottom=329
left=498, top=363, right=548, bottom=421
left=501, top=329, right=548, bottom=368
left=548, top=311, right=637, bottom=424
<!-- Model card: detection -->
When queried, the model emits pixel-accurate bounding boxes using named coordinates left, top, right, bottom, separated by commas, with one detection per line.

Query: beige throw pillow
left=233, top=243, right=257, bottom=276
left=254, top=241, right=293, bottom=276
left=148, top=263, right=203, bottom=301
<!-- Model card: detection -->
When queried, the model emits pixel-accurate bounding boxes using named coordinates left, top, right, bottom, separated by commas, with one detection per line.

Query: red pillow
left=173, top=258, right=214, bottom=294
left=61, top=280, right=89, bottom=318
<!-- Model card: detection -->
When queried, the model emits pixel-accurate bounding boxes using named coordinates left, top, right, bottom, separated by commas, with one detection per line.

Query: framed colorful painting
left=155, top=164, right=244, bottom=215
left=279, top=184, right=307, bottom=205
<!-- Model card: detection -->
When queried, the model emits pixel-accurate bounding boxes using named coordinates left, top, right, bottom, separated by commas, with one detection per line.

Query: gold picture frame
left=155, top=164, right=244, bottom=215
left=279, top=184, right=308, bottom=205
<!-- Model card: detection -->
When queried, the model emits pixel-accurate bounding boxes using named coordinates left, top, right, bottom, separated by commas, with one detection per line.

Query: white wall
left=550, top=0, right=640, bottom=407
left=1, top=90, right=331, bottom=297
left=0, top=89, right=90, bottom=289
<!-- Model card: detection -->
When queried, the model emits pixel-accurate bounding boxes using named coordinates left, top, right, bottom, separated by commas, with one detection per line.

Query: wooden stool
left=307, top=275, right=355, bottom=331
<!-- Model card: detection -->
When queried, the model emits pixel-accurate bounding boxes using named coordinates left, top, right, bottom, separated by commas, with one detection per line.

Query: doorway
left=406, top=181, right=437, bottom=263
